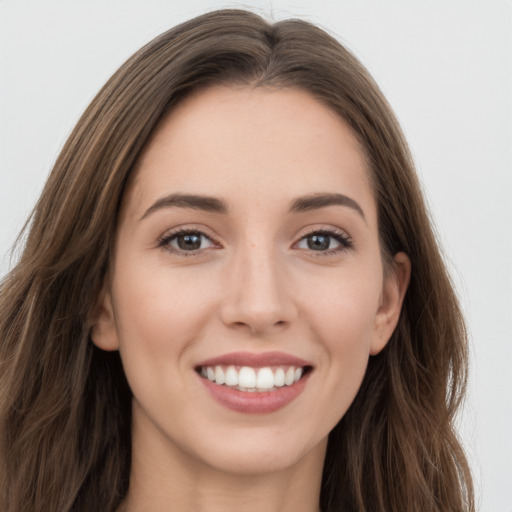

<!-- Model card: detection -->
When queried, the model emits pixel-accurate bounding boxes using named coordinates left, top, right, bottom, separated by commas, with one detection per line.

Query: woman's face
left=92, top=86, right=408, bottom=476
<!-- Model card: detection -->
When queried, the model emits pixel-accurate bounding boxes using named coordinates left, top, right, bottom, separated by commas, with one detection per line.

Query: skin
left=92, top=86, right=410, bottom=512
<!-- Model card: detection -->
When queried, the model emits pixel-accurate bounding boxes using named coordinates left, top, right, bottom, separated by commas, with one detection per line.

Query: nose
left=219, top=243, right=297, bottom=336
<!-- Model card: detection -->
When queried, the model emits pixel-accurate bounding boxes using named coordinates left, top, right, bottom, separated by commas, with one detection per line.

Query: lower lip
left=199, top=372, right=310, bottom=414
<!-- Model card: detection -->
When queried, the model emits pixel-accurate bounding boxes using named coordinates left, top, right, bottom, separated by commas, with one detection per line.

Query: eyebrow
left=140, top=193, right=228, bottom=220
left=290, top=193, right=365, bottom=220
left=140, top=192, right=365, bottom=220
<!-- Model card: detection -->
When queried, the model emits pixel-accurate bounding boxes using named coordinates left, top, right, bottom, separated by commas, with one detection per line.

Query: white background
left=1, top=1, right=511, bottom=510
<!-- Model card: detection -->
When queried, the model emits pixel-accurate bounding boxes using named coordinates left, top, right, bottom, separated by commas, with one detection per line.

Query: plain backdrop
left=1, top=0, right=511, bottom=510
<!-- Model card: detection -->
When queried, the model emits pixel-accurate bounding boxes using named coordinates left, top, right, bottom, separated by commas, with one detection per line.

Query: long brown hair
left=0, top=9, right=473, bottom=511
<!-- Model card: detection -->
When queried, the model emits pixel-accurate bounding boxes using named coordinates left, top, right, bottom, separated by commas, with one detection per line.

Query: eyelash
left=295, top=228, right=353, bottom=256
left=157, top=227, right=353, bottom=256
left=157, top=228, right=217, bottom=257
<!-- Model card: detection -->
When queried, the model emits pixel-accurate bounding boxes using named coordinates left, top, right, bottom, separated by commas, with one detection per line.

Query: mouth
left=195, top=364, right=313, bottom=392
left=194, top=351, right=313, bottom=413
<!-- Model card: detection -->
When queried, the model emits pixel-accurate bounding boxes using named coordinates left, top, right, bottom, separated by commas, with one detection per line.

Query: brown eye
left=160, top=230, right=215, bottom=253
left=307, top=234, right=332, bottom=251
left=176, top=233, right=203, bottom=250
left=295, top=230, right=353, bottom=254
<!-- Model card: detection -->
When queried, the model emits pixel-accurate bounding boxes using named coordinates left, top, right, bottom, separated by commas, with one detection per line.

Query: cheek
left=110, top=261, right=221, bottom=393
left=109, top=262, right=222, bottom=426
left=302, top=263, right=381, bottom=346
left=298, top=266, right=382, bottom=418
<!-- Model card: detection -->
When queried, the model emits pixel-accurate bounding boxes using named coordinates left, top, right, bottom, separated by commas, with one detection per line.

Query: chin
left=183, top=427, right=328, bottom=477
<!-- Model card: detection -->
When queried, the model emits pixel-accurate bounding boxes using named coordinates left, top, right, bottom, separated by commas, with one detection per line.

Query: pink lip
left=195, top=351, right=312, bottom=369
left=199, top=371, right=311, bottom=414
left=195, top=351, right=313, bottom=414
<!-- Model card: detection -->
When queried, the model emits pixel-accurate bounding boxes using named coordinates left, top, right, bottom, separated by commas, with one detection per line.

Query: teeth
left=285, top=367, right=295, bottom=386
left=256, top=367, right=274, bottom=389
left=274, top=368, right=285, bottom=387
left=225, top=366, right=238, bottom=386
left=215, top=366, right=225, bottom=385
left=238, top=367, right=256, bottom=388
left=199, top=364, right=306, bottom=391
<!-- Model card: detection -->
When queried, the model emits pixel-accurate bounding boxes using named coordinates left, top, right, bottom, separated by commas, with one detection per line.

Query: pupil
left=178, top=234, right=201, bottom=250
left=308, top=234, right=329, bottom=251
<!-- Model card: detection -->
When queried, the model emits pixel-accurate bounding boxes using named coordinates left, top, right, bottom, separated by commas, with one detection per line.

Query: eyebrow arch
left=140, top=193, right=228, bottom=220
left=140, top=191, right=365, bottom=221
left=290, top=193, right=365, bottom=220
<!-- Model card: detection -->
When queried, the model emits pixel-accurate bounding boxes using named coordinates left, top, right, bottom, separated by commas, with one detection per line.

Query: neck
left=123, top=464, right=324, bottom=512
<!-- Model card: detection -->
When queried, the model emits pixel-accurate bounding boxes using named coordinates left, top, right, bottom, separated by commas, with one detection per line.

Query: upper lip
left=195, top=351, right=312, bottom=368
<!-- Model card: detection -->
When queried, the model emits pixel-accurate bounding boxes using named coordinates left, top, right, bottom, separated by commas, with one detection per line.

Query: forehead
left=124, top=85, right=376, bottom=222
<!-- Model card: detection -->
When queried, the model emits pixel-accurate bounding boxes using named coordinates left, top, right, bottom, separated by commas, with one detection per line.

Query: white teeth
left=215, top=366, right=225, bottom=385
left=199, top=364, right=307, bottom=391
left=274, top=368, right=285, bottom=387
left=285, top=367, right=295, bottom=386
left=225, top=366, right=238, bottom=386
left=238, top=367, right=256, bottom=388
left=256, top=367, right=274, bottom=389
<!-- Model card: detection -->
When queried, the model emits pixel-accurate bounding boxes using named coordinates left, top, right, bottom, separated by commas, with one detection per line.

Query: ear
left=370, top=252, right=411, bottom=355
left=89, top=288, right=120, bottom=351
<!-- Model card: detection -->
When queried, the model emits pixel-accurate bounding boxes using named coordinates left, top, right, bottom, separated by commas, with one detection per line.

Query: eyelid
left=156, top=224, right=353, bottom=257
left=157, top=226, right=222, bottom=255
left=292, top=226, right=353, bottom=255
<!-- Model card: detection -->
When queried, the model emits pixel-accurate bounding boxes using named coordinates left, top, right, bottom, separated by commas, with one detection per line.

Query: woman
left=0, top=9, right=474, bottom=512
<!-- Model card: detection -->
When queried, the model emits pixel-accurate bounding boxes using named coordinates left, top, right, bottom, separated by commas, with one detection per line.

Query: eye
left=295, top=229, right=352, bottom=254
left=158, top=229, right=217, bottom=254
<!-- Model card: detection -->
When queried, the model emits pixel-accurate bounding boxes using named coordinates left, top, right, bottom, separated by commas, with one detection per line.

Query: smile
left=198, top=365, right=308, bottom=392
left=195, top=352, right=313, bottom=413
